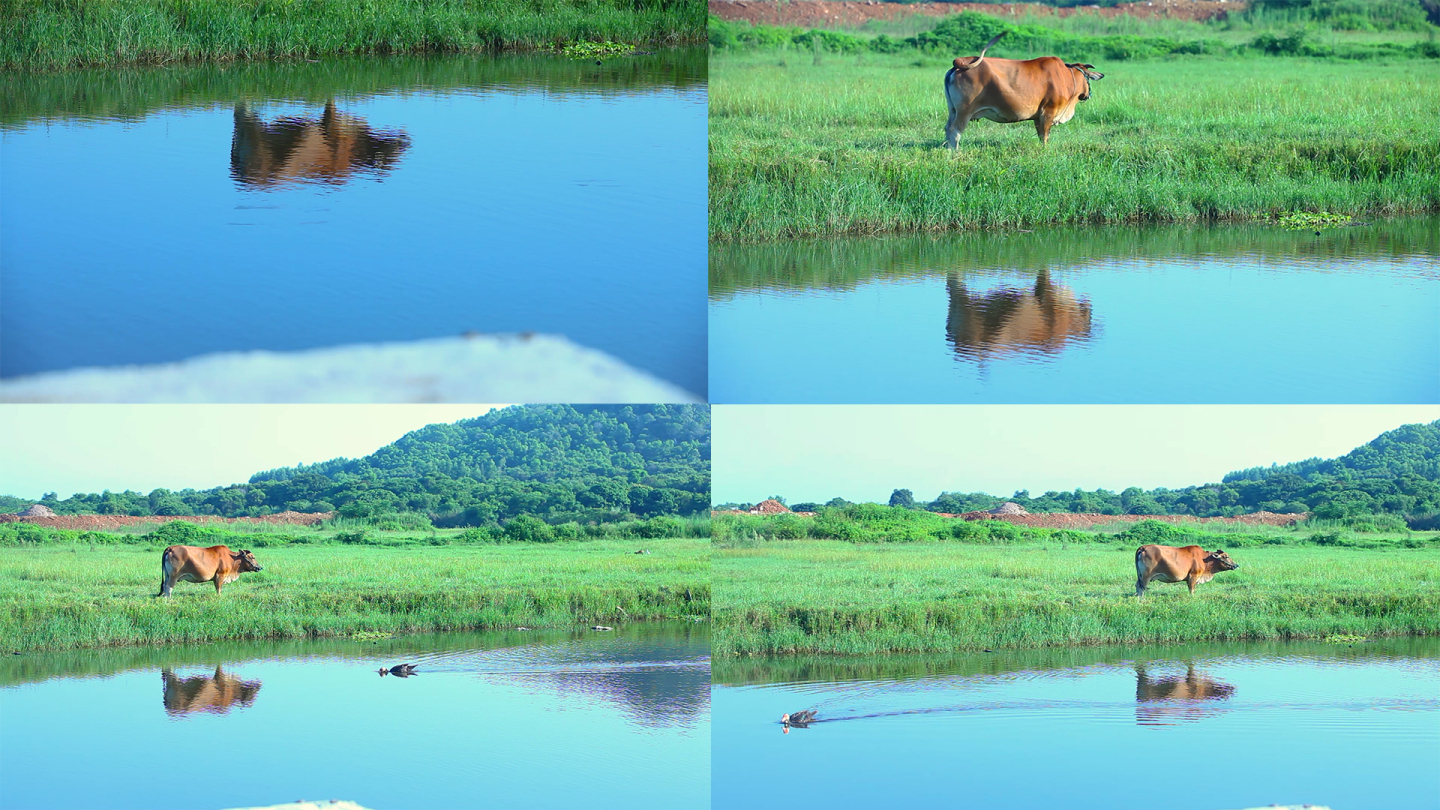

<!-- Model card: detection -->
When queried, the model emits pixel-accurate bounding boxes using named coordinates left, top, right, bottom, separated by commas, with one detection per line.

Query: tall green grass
left=713, top=541, right=1440, bottom=656
left=1, top=0, right=707, bottom=71
left=1, top=539, right=710, bottom=651
left=709, top=53, right=1440, bottom=241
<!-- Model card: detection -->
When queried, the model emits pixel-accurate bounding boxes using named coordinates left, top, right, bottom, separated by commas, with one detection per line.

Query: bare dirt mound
left=955, top=511, right=1306, bottom=528
left=0, top=511, right=335, bottom=531
left=710, top=0, right=1244, bottom=29
left=15, top=504, right=56, bottom=517
left=751, top=499, right=793, bottom=514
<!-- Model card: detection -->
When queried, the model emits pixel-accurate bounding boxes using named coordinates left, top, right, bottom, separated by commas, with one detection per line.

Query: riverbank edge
left=4, top=594, right=712, bottom=654
left=712, top=627, right=1439, bottom=658
left=707, top=206, right=1440, bottom=246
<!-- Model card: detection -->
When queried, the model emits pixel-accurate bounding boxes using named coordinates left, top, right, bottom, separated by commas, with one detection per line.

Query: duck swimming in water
left=781, top=710, right=817, bottom=726
left=377, top=664, right=418, bottom=677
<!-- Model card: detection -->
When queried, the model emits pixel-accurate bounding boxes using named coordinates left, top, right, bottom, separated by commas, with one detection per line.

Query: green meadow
left=1, top=0, right=706, bottom=71
left=709, top=1, right=1440, bottom=241
left=710, top=52, right=1440, bottom=241
left=713, top=539, right=1440, bottom=656
left=0, top=537, right=709, bottom=652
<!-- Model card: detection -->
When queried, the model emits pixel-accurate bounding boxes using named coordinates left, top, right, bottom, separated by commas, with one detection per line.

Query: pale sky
left=712, top=405, right=1440, bottom=504
left=0, top=405, right=503, bottom=498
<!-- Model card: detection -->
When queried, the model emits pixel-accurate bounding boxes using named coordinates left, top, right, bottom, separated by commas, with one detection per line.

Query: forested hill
left=1223, top=421, right=1440, bottom=485
left=754, top=420, right=1440, bottom=521
left=14, top=405, right=711, bottom=525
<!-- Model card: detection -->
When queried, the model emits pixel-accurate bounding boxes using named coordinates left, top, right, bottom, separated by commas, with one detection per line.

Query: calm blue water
left=1, top=52, right=707, bottom=395
left=0, top=625, right=710, bottom=810
left=709, top=221, right=1440, bottom=403
left=712, top=639, right=1440, bottom=810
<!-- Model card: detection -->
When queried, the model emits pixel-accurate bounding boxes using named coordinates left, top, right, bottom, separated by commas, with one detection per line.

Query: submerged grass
left=713, top=541, right=1440, bottom=656
left=709, top=53, right=1440, bottom=241
left=0, top=539, right=709, bottom=652
left=1, top=0, right=706, bottom=70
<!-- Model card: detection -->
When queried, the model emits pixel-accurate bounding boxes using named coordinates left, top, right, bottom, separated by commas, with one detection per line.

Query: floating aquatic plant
left=558, top=41, right=636, bottom=60
left=1275, top=211, right=1354, bottom=231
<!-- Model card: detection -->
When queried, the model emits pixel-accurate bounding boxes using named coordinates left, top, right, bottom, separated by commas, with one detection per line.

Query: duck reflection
left=1134, top=663, right=1235, bottom=726
left=231, top=100, right=411, bottom=189
left=945, top=269, right=1094, bottom=362
left=161, top=665, right=262, bottom=718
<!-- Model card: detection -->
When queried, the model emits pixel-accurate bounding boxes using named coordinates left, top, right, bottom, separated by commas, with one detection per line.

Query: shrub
left=504, top=515, right=555, bottom=543
left=458, top=527, right=504, bottom=543
left=769, top=514, right=807, bottom=540
left=635, top=516, right=684, bottom=539
left=1115, top=520, right=1192, bottom=547
left=950, top=521, right=991, bottom=542
left=142, top=521, right=217, bottom=546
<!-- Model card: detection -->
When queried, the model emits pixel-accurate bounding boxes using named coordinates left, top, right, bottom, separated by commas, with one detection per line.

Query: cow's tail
left=953, top=31, right=1007, bottom=72
left=157, top=546, right=177, bottom=597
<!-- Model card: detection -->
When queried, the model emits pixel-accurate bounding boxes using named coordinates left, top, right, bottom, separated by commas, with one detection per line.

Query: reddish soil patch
left=712, top=509, right=1306, bottom=528
left=953, top=510, right=1306, bottom=528
left=0, top=510, right=334, bottom=531
left=710, top=0, right=1244, bottom=29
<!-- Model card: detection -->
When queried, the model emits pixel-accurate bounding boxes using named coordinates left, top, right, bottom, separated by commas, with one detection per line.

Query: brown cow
left=1134, top=544, right=1238, bottom=597
left=231, top=100, right=411, bottom=189
left=156, top=545, right=263, bottom=597
left=945, top=269, right=1094, bottom=362
left=1134, top=663, right=1235, bottom=726
left=944, top=32, right=1105, bottom=148
left=161, top=666, right=262, bottom=718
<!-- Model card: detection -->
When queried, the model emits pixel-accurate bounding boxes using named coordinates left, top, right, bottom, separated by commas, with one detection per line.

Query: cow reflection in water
left=945, top=269, right=1093, bottom=362
left=161, top=666, right=261, bottom=718
left=231, top=100, right=410, bottom=189
left=1134, top=663, right=1234, bottom=726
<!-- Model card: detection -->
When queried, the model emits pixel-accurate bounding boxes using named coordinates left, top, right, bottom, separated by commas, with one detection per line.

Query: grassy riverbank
left=713, top=540, right=1440, bottom=656
left=0, top=538, right=709, bottom=652
left=710, top=53, right=1440, bottom=241
left=1, top=0, right=706, bottom=71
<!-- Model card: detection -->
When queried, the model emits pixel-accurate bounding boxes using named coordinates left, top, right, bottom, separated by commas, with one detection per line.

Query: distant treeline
left=717, top=422, right=1440, bottom=523
left=4, top=405, right=711, bottom=528
left=714, top=507, right=1432, bottom=548
left=710, top=6, right=1440, bottom=60
left=0, top=513, right=712, bottom=549
left=885, top=0, right=1440, bottom=30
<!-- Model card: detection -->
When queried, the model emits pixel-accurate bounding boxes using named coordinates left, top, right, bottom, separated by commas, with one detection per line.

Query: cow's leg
left=1034, top=116, right=1053, bottom=145
left=214, top=578, right=224, bottom=595
left=1134, top=575, right=1147, bottom=597
left=944, top=96, right=966, bottom=150
left=157, top=576, right=172, bottom=597
left=946, top=108, right=976, bottom=151
left=1185, top=575, right=1197, bottom=595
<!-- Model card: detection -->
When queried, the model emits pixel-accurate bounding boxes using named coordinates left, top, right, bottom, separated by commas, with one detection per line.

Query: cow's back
left=951, top=56, right=1072, bottom=119
left=163, top=544, right=231, bottom=579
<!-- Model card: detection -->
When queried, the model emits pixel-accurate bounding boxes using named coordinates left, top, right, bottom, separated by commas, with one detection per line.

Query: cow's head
left=1205, top=550, right=1239, bottom=571
left=1067, top=63, right=1105, bottom=101
left=234, top=550, right=264, bottom=573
